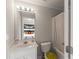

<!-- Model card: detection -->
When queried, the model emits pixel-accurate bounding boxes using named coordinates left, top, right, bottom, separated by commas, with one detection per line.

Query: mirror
left=15, top=8, right=35, bottom=41
left=21, top=11, right=35, bottom=40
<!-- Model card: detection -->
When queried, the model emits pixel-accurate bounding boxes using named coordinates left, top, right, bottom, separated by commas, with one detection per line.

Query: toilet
left=41, top=42, right=51, bottom=53
left=40, top=42, right=57, bottom=59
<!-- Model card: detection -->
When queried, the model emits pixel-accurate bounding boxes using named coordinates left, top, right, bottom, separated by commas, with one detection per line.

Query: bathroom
left=6, top=0, right=70, bottom=59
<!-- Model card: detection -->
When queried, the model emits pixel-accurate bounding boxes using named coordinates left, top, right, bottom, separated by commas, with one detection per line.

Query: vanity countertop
left=7, top=40, right=38, bottom=59
left=9, top=40, right=38, bottom=52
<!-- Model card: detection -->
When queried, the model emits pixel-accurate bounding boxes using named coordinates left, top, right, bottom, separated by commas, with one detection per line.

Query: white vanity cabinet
left=9, top=44, right=37, bottom=59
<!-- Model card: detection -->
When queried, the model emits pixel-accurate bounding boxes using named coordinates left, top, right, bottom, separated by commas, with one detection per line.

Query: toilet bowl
left=40, top=42, right=57, bottom=59
left=40, top=42, right=51, bottom=53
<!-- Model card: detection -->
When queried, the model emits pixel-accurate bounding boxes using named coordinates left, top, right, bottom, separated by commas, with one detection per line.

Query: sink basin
left=14, top=40, right=37, bottom=48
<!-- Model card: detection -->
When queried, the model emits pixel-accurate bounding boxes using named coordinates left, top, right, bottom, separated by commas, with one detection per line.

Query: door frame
left=64, top=0, right=73, bottom=59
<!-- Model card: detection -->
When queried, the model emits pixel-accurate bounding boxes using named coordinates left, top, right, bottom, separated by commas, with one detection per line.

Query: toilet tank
left=41, top=42, right=51, bottom=53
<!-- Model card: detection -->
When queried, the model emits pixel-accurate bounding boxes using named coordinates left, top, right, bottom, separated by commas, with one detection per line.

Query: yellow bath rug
left=44, top=51, right=57, bottom=59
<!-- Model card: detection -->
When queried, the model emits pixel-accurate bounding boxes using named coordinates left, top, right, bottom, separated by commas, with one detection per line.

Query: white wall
left=6, top=0, right=14, bottom=45
left=14, top=1, right=62, bottom=56
left=14, top=1, right=62, bottom=43
left=6, top=0, right=14, bottom=59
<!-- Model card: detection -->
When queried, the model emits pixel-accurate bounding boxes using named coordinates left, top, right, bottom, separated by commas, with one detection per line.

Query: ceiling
left=16, top=0, right=64, bottom=11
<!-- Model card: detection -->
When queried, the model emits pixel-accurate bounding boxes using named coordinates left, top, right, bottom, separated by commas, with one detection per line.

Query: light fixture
left=16, top=5, right=35, bottom=12
left=27, top=18, right=32, bottom=21
left=27, top=8, right=30, bottom=11
left=31, top=8, right=34, bottom=12
left=21, top=6, right=25, bottom=10
left=16, top=5, right=20, bottom=9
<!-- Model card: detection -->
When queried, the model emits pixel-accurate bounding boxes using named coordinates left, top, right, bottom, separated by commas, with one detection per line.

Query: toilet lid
left=41, top=42, right=51, bottom=45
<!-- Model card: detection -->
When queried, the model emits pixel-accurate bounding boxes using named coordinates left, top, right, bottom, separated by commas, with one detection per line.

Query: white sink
left=8, top=40, right=38, bottom=59
left=11, top=40, right=38, bottom=49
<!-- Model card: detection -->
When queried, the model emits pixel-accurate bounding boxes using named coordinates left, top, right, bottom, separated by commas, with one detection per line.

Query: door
left=64, top=0, right=73, bottom=59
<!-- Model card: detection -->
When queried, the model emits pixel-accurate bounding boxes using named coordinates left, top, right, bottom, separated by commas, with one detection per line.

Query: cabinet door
left=14, top=56, right=24, bottom=59
left=9, top=47, right=37, bottom=59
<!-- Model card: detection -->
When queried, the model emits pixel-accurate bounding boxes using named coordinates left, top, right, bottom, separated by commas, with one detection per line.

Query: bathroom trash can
left=44, top=51, right=57, bottom=59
